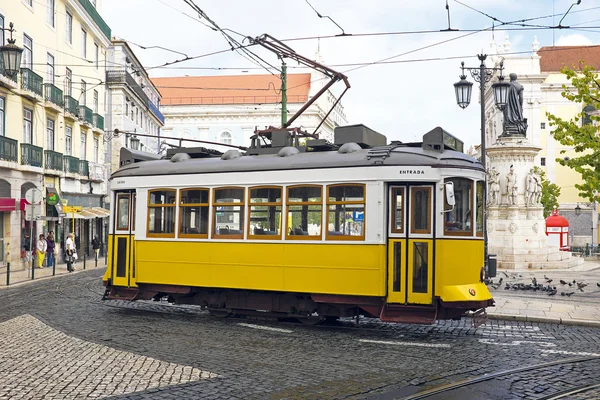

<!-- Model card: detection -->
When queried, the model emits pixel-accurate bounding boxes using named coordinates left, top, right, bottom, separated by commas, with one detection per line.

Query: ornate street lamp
left=575, top=204, right=581, bottom=216
left=453, top=64, right=473, bottom=109
left=0, top=23, right=24, bottom=78
left=492, top=76, right=510, bottom=111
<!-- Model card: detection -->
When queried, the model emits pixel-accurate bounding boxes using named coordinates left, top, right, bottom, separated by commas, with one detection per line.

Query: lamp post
left=575, top=202, right=596, bottom=247
left=453, top=54, right=510, bottom=271
left=0, top=22, right=24, bottom=78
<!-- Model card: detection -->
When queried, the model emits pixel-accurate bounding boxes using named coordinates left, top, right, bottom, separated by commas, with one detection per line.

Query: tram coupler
left=472, top=308, right=488, bottom=328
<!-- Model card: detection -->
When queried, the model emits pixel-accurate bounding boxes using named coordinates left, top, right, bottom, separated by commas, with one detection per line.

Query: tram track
left=537, top=383, right=600, bottom=399
left=401, top=355, right=600, bottom=399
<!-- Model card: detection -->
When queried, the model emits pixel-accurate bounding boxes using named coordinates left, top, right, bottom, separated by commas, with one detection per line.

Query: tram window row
left=123, top=184, right=367, bottom=241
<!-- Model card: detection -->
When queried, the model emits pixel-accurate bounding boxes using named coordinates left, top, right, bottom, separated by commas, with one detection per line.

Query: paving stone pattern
left=0, top=269, right=599, bottom=399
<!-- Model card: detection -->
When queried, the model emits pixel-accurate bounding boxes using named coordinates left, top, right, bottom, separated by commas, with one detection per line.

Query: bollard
left=31, top=256, right=35, bottom=280
left=83, top=254, right=86, bottom=270
left=95, top=256, right=98, bottom=268
left=6, top=262, right=9, bottom=286
left=52, top=256, right=56, bottom=276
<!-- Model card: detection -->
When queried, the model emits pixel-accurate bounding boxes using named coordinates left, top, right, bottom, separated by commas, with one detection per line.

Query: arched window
left=219, top=132, right=232, bottom=145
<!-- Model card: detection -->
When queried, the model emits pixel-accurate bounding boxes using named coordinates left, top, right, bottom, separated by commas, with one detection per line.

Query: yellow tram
left=103, top=125, right=493, bottom=324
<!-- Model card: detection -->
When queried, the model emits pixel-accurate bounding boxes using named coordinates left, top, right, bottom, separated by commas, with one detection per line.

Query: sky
left=100, top=0, right=600, bottom=148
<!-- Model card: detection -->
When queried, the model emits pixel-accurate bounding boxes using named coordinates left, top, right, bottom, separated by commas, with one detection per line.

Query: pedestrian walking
left=92, top=236, right=101, bottom=261
left=65, top=233, right=76, bottom=272
left=36, top=234, right=47, bottom=269
left=46, top=231, right=56, bottom=268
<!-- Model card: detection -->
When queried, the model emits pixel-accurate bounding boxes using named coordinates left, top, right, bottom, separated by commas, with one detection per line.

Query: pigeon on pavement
left=560, top=280, right=568, bottom=285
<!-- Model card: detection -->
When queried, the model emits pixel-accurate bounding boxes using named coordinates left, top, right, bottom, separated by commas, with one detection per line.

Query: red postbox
left=545, top=209, right=570, bottom=251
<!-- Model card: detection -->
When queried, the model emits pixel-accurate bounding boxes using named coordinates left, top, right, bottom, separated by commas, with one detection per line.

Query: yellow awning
left=64, top=207, right=110, bottom=219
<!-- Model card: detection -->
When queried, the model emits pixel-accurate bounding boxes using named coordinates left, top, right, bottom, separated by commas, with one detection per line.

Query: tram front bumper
left=439, top=282, right=494, bottom=307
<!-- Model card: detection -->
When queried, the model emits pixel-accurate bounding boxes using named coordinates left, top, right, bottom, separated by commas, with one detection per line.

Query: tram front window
left=444, top=178, right=473, bottom=235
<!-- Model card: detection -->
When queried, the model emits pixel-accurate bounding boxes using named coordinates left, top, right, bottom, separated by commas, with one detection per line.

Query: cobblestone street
left=1, top=269, right=600, bottom=399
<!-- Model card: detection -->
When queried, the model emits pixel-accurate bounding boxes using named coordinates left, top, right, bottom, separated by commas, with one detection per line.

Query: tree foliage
left=546, top=65, right=600, bottom=203
left=534, top=167, right=561, bottom=217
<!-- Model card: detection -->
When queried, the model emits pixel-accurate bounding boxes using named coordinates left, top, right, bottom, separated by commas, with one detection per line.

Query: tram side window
left=326, top=184, right=365, bottom=240
left=213, top=187, right=244, bottom=239
left=249, top=187, right=282, bottom=238
left=476, top=181, right=484, bottom=237
left=147, top=189, right=176, bottom=237
left=444, top=178, right=473, bottom=236
left=286, top=186, right=322, bottom=239
left=116, top=194, right=129, bottom=231
left=179, top=188, right=209, bottom=238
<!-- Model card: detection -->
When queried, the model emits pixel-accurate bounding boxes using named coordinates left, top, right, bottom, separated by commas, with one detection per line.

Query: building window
left=540, top=122, right=546, bottom=129
left=93, top=137, right=99, bottom=163
left=179, top=188, right=209, bottom=238
left=23, top=108, right=33, bottom=144
left=65, top=68, right=72, bottom=96
left=80, top=132, right=86, bottom=160
left=125, top=98, right=129, bottom=116
left=219, top=131, right=232, bottom=145
left=65, top=126, right=72, bottom=155
left=23, top=0, right=33, bottom=7
left=541, top=157, right=546, bottom=166
left=249, top=186, right=282, bottom=239
left=46, top=118, right=54, bottom=150
left=582, top=105, right=595, bottom=126
left=22, top=34, right=33, bottom=70
left=94, top=43, right=99, bottom=69
left=81, top=80, right=86, bottom=105
left=326, top=184, right=365, bottom=240
left=147, top=189, right=176, bottom=237
left=286, top=185, right=322, bottom=239
left=0, top=97, right=5, bottom=136
left=65, top=10, right=73, bottom=44
left=93, top=90, right=98, bottom=113
left=46, top=0, right=55, bottom=27
left=81, top=29, right=87, bottom=58
left=0, top=15, right=4, bottom=47
left=46, top=53, right=54, bottom=84
left=213, top=187, right=244, bottom=239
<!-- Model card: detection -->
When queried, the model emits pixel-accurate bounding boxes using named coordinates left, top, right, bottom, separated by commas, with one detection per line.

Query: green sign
left=47, top=192, right=59, bottom=206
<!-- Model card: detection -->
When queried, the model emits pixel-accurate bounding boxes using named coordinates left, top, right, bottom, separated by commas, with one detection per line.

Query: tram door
left=387, top=185, right=434, bottom=305
left=111, top=191, right=136, bottom=287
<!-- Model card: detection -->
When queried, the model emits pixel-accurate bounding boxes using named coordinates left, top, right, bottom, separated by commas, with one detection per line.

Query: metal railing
left=106, top=69, right=150, bottom=105
left=93, top=113, right=104, bottom=130
left=63, top=155, right=79, bottom=173
left=44, top=84, right=64, bottom=107
left=64, top=95, right=79, bottom=116
left=20, top=143, right=43, bottom=167
left=78, top=0, right=111, bottom=40
left=162, top=94, right=307, bottom=105
left=0, top=136, right=18, bottom=162
left=20, top=68, right=43, bottom=97
left=44, top=150, right=63, bottom=171
left=148, top=100, right=165, bottom=124
left=79, top=105, right=93, bottom=124
left=79, top=159, right=89, bottom=176
left=571, top=244, right=600, bottom=257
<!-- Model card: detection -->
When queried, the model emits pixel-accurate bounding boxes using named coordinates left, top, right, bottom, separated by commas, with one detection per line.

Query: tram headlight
left=480, top=266, right=486, bottom=282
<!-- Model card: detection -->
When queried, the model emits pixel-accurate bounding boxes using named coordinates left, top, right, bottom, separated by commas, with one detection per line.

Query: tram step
left=379, top=304, right=437, bottom=324
left=105, top=287, right=138, bottom=301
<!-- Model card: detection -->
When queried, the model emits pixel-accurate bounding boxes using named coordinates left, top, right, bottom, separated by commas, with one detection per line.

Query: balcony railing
left=64, top=95, right=79, bottom=116
left=93, top=113, right=104, bottom=130
left=21, top=68, right=43, bottom=97
left=20, top=143, right=43, bottom=167
left=79, top=105, right=93, bottom=124
left=79, top=159, right=89, bottom=176
left=78, top=0, right=111, bottom=40
left=0, top=136, right=18, bottom=162
left=44, top=150, right=63, bottom=171
left=44, top=84, right=64, bottom=108
left=106, top=69, right=150, bottom=105
left=63, top=155, right=79, bottom=174
left=148, top=100, right=165, bottom=124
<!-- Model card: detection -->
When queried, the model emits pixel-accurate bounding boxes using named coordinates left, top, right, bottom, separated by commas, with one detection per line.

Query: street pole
left=30, top=202, right=34, bottom=280
left=478, top=54, right=488, bottom=268
left=281, top=59, right=287, bottom=126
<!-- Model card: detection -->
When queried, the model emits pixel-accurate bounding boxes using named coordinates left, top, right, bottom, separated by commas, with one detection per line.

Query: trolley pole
left=281, top=59, right=287, bottom=126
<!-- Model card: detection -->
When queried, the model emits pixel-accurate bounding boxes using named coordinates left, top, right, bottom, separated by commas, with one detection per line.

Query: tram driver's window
left=286, top=185, right=322, bottom=239
left=476, top=181, right=484, bottom=237
left=213, top=187, right=244, bottom=239
left=117, top=194, right=129, bottom=231
left=147, top=189, right=176, bottom=237
left=249, top=187, right=282, bottom=239
left=179, top=188, right=209, bottom=238
left=444, top=178, right=473, bottom=236
left=326, top=184, right=365, bottom=240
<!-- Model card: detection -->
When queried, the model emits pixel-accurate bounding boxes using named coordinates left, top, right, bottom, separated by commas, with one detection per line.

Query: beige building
left=483, top=38, right=599, bottom=246
left=0, top=0, right=111, bottom=268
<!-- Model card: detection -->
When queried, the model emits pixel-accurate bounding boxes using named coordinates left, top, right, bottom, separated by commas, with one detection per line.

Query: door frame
left=387, top=183, right=435, bottom=305
left=111, top=190, right=136, bottom=287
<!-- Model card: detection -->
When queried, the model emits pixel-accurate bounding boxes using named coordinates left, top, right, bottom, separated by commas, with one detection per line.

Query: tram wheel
left=296, top=316, right=322, bottom=325
left=208, top=309, right=232, bottom=319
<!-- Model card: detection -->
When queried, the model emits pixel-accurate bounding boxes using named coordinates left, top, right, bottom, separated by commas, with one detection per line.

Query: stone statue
left=505, top=165, right=518, bottom=205
left=533, top=169, right=543, bottom=204
left=525, top=169, right=536, bottom=206
left=488, top=168, right=500, bottom=205
left=502, top=73, right=528, bottom=136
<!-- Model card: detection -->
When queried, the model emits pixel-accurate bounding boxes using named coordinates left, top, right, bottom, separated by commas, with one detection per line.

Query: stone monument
left=486, top=73, right=581, bottom=269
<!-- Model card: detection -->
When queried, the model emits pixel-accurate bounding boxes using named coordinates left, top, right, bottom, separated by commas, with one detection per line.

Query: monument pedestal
left=487, top=137, right=582, bottom=270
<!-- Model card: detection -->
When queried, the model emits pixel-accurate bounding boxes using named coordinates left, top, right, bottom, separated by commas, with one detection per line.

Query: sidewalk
left=0, top=258, right=106, bottom=288
left=486, top=259, right=600, bottom=327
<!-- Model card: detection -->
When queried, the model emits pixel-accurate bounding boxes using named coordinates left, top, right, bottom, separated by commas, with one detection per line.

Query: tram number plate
left=472, top=308, right=488, bottom=328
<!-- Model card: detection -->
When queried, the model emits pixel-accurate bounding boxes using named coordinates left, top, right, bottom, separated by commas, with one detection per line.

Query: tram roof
left=111, top=144, right=484, bottom=179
